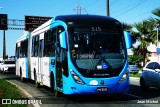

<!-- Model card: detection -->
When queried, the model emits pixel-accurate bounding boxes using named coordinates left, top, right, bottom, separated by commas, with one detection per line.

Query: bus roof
left=55, top=15, right=121, bottom=26
left=31, top=15, right=122, bottom=36
left=16, top=32, right=30, bottom=43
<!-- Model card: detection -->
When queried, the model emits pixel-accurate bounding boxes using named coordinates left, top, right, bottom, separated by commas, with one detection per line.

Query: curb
left=0, top=77, right=41, bottom=107
left=130, top=77, right=140, bottom=80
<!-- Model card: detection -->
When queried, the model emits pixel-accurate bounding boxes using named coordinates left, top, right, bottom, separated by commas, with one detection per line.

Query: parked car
left=0, top=60, right=3, bottom=72
left=128, top=62, right=139, bottom=74
left=0, top=59, right=15, bottom=74
left=140, top=61, right=160, bottom=90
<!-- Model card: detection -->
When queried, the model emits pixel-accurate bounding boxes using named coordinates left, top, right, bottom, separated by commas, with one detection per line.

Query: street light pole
left=106, top=0, right=110, bottom=16
left=3, top=30, right=6, bottom=60
left=0, top=6, right=7, bottom=60
left=157, top=24, right=160, bottom=62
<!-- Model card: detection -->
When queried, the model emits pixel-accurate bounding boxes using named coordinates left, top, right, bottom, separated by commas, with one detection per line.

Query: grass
left=129, top=68, right=142, bottom=78
left=0, top=78, right=28, bottom=107
left=129, top=73, right=141, bottom=78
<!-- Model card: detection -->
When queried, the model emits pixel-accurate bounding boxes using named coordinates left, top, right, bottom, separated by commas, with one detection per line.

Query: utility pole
left=3, top=30, right=6, bottom=60
left=106, top=0, right=110, bottom=16
left=73, top=1, right=82, bottom=14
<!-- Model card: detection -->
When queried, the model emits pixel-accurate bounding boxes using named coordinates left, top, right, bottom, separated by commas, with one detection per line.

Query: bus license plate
left=97, top=87, right=107, bottom=92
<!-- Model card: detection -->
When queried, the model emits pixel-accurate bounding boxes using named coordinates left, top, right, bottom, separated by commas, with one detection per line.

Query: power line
left=123, top=11, right=151, bottom=22
left=83, top=0, right=99, bottom=9
left=113, top=0, right=148, bottom=17
left=112, top=0, right=139, bottom=13
left=110, top=0, right=120, bottom=6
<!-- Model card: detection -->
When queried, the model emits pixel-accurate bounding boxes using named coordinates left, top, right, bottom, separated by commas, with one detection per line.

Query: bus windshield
left=69, top=26, right=127, bottom=78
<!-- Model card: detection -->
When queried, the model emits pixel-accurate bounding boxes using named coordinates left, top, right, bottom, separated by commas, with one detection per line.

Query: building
left=147, top=43, right=160, bottom=62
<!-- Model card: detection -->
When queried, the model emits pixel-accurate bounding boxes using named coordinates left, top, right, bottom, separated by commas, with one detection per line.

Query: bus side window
left=32, top=36, right=35, bottom=57
left=44, top=31, right=51, bottom=57
left=39, top=39, right=43, bottom=57
left=35, top=35, right=39, bottom=57
left=15, top=43, right=20, bottom=59
left=20, top=39, right=28, bottom=58
left=32, top=35, right=39, bottom=57
left=50, top=28, right=56, bottom=56
left=20, top=42, right=23, bottom=58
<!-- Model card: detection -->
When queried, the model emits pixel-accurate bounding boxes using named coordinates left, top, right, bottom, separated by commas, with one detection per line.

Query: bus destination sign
left=25, top=16, right=52, bottom=31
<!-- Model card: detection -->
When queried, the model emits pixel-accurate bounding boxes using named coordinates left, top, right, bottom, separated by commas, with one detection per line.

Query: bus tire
left=2, top=69, right=5, bottom=74
left=20, top=69, right=25, bottom=82
left=50, top=72, right=55, bottom=91
left=140, top=77, right=149, bottom=90
left=34, top=70, right=40, bottom=88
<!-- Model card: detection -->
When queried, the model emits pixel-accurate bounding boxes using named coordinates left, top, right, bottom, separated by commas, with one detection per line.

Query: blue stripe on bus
left=26, top=58, right=28, bottom=78
left=50, top=19, right=67, bottom=30
left=26, top=32, right=30, bottom=78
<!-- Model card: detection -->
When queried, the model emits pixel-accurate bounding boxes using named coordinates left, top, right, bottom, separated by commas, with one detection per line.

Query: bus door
left=56, top=27, right=64, bottom=89
left=56, top=45, right=63, bottom=89
left=38, top=38, right=44, bottom=84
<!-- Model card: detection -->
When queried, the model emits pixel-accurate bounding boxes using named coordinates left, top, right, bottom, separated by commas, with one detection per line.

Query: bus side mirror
left=59, top=31, right=67, bottom=49
left=124, top=31, right=132, bottom=49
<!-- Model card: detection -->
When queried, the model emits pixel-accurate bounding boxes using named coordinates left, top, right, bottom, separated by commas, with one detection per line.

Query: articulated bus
left=15, top=15, right=132, bottom=96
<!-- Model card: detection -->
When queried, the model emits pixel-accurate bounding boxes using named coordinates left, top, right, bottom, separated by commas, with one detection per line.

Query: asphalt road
left=0, top=73, right=159, bottom=107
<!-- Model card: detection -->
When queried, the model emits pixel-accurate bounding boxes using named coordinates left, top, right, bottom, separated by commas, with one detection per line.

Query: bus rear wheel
left=50, top=73, right=55, bottom=91
left=34, top=71, right=40, bottom=88
left=20, top=69, right=25, bottom=82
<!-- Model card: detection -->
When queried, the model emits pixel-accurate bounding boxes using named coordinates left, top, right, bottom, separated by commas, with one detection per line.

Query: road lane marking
left=125, top=93, right=142, bottom=99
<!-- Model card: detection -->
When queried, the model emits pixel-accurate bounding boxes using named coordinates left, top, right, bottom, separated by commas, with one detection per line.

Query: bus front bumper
left=63, top=79, right=129, bottom=95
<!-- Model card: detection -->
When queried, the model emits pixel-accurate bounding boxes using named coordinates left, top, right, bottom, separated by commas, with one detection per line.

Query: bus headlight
left=70, top=69, right=85, bottom=85
left=119, top=73, right=128, bottom=83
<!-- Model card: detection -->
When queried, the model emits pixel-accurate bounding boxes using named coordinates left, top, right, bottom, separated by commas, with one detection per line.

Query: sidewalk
left=130, top=77, right=140, bottom=80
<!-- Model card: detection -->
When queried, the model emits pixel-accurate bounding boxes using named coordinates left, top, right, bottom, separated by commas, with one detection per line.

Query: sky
left=0, top=0, right=160, bottom=57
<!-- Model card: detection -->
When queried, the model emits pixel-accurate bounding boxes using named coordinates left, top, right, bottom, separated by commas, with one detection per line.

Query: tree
left=122, top=22, right=137, bottom=43
left=133, top=20, right=155, bottom=66
left=152, top=8, right=160, bottom=20
left=128, top=54, right=143, bottom=66
left=151, top=7, right=160, bottom=41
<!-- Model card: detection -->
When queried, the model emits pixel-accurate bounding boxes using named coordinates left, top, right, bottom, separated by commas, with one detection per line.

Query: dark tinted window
left=154, top=62, right=160, bottom=69
left=20, top=39, right=28, bottom=58
left=32, top=35, right=39, bottom=57
left=4, top=61, right=15, bottom=64
left=44, top=29, right=56, bottom=57
left=146, top=62, right=154, bottom=69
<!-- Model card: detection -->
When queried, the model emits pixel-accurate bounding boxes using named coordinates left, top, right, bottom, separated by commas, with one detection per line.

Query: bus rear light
left=70, top=69, right=85, bottom=85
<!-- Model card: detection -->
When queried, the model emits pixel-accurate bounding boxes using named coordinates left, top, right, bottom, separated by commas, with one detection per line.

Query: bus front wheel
left=50, top=72, right=60, bottom=97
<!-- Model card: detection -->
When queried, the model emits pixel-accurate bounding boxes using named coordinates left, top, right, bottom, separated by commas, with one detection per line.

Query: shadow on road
left=0, top=73, right=159, bottom=104
left=129, top=84, right=160, bottom=99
